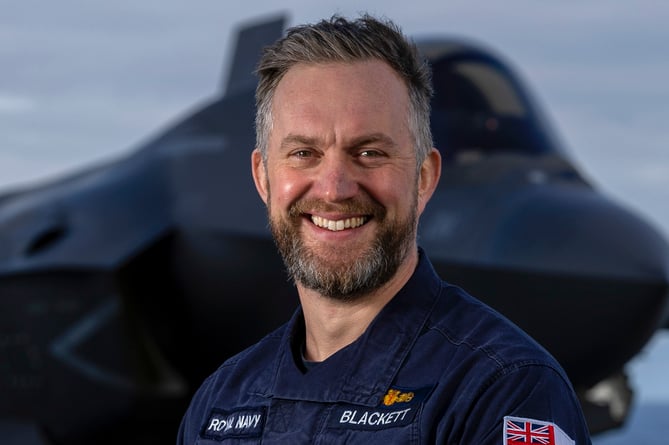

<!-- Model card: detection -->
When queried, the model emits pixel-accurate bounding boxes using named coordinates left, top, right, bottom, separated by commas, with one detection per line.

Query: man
left=177, top=15, right=592, bottom=444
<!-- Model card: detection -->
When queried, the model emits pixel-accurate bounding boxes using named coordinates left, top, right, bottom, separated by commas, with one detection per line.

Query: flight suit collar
left=252, top=248, right=441, bottom=407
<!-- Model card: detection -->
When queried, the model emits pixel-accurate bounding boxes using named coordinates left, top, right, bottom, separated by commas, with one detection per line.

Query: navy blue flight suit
left=177, top=250, right=592, bottom=444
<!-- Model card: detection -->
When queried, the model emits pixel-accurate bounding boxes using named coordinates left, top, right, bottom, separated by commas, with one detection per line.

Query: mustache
left=288, top=197, right=386, bottom=219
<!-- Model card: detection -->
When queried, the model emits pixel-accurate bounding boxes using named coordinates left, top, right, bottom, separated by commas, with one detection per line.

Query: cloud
left=0, top=94, right=35, bottom=114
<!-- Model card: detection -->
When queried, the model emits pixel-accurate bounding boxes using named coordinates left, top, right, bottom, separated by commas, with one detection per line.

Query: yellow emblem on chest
left=383, top=389, right=415, bottom=406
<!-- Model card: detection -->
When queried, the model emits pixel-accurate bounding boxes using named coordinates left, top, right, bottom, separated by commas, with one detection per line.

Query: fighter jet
left=1, top=15, right=667, bottom=444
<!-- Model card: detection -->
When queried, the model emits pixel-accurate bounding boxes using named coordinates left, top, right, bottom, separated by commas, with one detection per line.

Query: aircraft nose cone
left=490, top=186, right=669, bottom=284
left=484, top=185, right=669, bottom=386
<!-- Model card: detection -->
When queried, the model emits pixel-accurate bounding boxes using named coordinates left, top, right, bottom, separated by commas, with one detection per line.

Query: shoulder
left=408, top=252, right=559, bottom=374
left=176, top=323, right=287, bottom=444
left=428, top=281, right=562, bottom=373
left=418, top=282, right=591, bottom=442
left=414, top=281, right=579, bottom=408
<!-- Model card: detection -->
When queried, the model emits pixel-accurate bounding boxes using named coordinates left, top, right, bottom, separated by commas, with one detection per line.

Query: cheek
left=269, top=170, right=308, bottom=208
left=370, top=171, right=417, bottom=211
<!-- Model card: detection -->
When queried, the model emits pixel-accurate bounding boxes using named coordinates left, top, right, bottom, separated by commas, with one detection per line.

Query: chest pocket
left=315, top=386, right=430, bottom=444
left=257, top=400, right=422, bottom=444
left=320, top=403, right=420, bottom=444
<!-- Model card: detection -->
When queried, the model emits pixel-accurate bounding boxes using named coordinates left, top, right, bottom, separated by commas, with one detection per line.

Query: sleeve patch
left=503, top=416, right=575, bottom=445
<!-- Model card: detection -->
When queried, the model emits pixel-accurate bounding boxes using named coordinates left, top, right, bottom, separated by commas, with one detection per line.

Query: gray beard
left=268, top=197, right=417, bottom=302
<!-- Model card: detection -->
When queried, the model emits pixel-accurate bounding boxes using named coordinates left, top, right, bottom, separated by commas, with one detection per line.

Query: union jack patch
left=503, top=416, right=574, bottom=445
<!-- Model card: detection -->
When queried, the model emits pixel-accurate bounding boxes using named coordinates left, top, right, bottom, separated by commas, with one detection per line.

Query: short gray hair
left=255, top=14, right=433, bottom=168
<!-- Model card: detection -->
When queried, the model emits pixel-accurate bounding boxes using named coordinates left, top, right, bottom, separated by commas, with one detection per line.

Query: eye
left=359, top=149, right=384, bottom=158
left=291, top=149, right=314, bottom=158
left=287, top=148, right=320, bottom=167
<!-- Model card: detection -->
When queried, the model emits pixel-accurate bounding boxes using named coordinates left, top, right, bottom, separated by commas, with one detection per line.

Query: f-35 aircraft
left=1, top=16, right=668, bottom=444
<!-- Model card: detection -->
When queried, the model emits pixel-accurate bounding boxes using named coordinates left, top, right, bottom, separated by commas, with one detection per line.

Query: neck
left=298, top=248, right=418, bottom=362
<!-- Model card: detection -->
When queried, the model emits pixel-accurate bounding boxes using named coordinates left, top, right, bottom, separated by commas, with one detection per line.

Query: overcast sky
left=1, top=0, right=667, bottom=239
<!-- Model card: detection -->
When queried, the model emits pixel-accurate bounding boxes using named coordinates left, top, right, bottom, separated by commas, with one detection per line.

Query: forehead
left=270, top=60, right=410, bottom=138
left=275, top=59, right=407, bottom=93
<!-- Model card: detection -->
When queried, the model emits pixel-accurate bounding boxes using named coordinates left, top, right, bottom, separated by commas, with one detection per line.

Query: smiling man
left=177, top=15, right=592, bottom=444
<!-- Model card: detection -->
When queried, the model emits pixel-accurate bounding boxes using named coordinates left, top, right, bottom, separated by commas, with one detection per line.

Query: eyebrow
left=279, top=132, right=397, bottom=151
left=280, top=134, right=320, bottom=151
left=347, top=133, right=397, bottom=149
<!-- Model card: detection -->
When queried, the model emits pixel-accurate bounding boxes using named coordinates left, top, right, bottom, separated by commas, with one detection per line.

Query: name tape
left=201, top=407, right=265, bottom=440
left=328, top=385, right=432, bottom=431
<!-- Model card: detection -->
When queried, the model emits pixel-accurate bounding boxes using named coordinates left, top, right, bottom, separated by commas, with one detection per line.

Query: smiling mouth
left=310, top=215, right=369, bottom=232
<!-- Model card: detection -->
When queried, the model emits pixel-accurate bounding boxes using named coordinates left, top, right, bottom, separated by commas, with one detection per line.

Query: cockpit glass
left=430, top=56, right=556, bottom=162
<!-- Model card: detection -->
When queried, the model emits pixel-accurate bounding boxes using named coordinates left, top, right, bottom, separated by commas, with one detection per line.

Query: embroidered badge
left=328, top=386, right=432, bottom=431
left=503, top=416, right=575, bottom=445
left=383, top=388, right=415, bottom=406
left=201, top=407, right=265, bottom=441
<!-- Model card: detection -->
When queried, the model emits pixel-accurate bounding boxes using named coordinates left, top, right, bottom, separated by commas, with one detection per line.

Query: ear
left=416, top=148, right=441, bottom=215
left=251, top=148, right=269, bottom=205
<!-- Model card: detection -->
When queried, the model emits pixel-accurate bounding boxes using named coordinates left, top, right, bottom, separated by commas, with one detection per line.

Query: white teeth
left=311, top=215, right=367, bottom=231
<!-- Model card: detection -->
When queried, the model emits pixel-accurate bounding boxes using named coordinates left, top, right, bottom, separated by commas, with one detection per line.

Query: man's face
left=252, top=60, right=434, bottom=300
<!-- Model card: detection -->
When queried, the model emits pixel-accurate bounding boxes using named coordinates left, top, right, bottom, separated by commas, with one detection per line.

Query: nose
left=311, top=154, right=360, bottom=202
